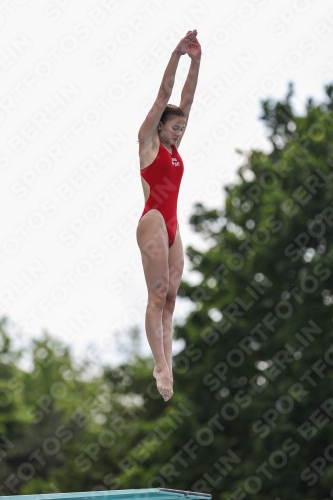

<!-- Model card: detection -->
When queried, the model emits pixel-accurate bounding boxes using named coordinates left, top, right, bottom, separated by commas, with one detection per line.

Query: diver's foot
left=153, top=364, right=173, bottom=402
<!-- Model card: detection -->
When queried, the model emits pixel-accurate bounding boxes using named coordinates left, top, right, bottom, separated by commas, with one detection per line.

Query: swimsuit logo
left=172, top=157, right=180, bottom=166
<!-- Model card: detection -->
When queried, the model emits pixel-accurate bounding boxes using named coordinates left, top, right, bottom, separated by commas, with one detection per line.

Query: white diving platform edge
left=0, top=488, right=212, bottom=500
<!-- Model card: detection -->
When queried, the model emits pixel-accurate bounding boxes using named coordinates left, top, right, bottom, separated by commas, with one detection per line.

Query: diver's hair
left=160, top=104, right=186, bottom=124
left=136, top=104, right=186, bottom=143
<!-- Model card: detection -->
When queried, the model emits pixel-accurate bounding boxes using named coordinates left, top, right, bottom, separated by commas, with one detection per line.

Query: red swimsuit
left=139, top=143, right=184, bottom=247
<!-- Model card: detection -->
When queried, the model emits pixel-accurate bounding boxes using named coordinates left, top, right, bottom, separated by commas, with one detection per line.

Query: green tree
left=0, top=324, right=123, bottom=495
left=171, top=82, right=333, bottom=499
left=0, top=318, right=32, bottom=486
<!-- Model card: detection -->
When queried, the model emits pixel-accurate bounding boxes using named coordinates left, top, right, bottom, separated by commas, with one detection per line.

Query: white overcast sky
left=0, top=0, right=332, bottom=368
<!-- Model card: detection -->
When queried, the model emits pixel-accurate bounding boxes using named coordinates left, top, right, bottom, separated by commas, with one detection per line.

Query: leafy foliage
left=1, top=84, right=333, bottom=499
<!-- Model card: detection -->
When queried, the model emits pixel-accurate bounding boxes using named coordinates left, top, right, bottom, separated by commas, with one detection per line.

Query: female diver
left=136, top=30, right=201, bottom=402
